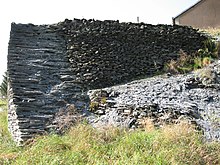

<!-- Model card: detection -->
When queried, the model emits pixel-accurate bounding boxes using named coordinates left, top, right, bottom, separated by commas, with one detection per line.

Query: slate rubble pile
left=88, top=60, right=220, bottom=142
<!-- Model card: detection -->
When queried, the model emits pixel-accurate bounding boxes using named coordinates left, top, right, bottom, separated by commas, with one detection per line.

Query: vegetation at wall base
left=165, top=38, right=219, bottom=74
left=0, top=99, right=219, bottom=164
left=0, top=100, right=20, bottom=165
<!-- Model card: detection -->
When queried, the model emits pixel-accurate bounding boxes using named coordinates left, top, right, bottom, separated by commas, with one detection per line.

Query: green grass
left=0, top=99, right=21, bottom=165
left=0, top=99, right=220, bottom=164
left=0, top=99, right=7, bottom=107
left=0, top=99, right=9, bottom=137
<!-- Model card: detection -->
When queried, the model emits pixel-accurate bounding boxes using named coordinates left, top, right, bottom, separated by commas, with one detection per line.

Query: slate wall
left=58, top=19, right=207, bottom=89
left=8, top=19, right=208, bottom=143
left=8, top=23, right=88, bottom=143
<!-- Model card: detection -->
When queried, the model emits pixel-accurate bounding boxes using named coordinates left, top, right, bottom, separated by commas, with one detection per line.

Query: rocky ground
left=86, top=60, right=220, bottom=142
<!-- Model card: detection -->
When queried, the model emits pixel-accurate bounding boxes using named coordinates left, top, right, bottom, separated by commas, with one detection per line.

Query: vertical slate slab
left=8, top=23, right=88, bottom=144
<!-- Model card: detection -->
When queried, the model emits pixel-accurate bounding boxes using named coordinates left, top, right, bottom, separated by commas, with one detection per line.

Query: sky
left=0, top=0, right=199, bottom=83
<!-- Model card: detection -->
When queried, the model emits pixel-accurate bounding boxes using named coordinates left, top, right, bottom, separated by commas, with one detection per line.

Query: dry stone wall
left=8, top=19, right=208, bottom=143
left=58, top=19, right=207, bottom=89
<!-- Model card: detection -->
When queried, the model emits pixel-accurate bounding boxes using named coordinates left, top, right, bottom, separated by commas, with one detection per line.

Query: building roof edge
left=173, top=0, right=205, bottom=20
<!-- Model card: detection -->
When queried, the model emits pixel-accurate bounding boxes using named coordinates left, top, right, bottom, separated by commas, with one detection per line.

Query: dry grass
left=201, top=28, right=220, bottom=37
left=154, top=122, right=219, bottom=165
left=49, top=104, right=83, bottom=134
left=165, top=50, right=195, bottom=74
left=139, top=117, right=155, bottom=132
left=1, top=122, right=220, bottom=164
left=140, top=118, right=220, bottom=164
left=165, top=36, right=219, bottom=75
left=1, top=98, right=220, bottom=164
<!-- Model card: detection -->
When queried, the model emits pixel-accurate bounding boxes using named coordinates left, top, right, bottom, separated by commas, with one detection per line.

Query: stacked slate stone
left=57, top=19, right=207, bottom=89
left=8, top=18, right=208, bottom=144
left=8, top=23, right=89, bottom=144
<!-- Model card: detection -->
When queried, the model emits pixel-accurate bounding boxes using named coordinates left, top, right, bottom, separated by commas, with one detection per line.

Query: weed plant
left=165, top=38, right=219, bottom=74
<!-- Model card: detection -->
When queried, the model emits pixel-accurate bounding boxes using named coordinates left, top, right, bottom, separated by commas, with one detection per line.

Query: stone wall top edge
left=9, top=18, right=200, bottom=30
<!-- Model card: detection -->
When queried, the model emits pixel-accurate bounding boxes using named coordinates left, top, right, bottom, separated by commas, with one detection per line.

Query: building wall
left=175, top=0, right=220, bottom=28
